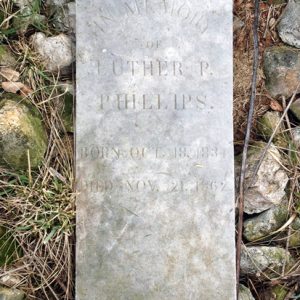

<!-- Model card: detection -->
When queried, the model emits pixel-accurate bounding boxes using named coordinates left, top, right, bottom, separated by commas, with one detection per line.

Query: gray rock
left=50, top=2, right=75, bottom=33
left=0, top=94, right=47, bottom=170
left=236, top=142, right=289, bottom=214
left=264, top=46, right=300, bottom=98
left=239, top=284, right=255, bottom=300
left=241, top=246, right=293, bottom=276
left=243, top=203, right=289, bottom=241
left=31, top=32, right=74, bottom=72
left=290, top=99, right=300, bottom=121
left=291, top=126, right=300, bottom=147
left=0, top=287, right=24, bottom=300
left=0, top=45, right=17, bottom=67
left=277, top=0, right=300, bottom=48
left=256, top=111, right=287, bottom=148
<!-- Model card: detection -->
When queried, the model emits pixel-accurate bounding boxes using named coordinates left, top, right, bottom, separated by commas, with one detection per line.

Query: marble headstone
left=76, top=0, right=236, bottom=299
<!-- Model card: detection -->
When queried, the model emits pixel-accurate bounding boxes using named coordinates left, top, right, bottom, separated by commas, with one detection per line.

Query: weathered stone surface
left=0, top=94, right=47, bottom=170
left=76, top=0, right=235, bottom=299
left=257, top=111, right=287, bottom=148
left=239, top=284, right=255, bottom=300
left=49, top=1, right=75, bottom=33
left=277, top=0, right=300, bottom=48
left=240, top=246, right=293, bottom=276
left=0, top=46, right=17, bottom=67
left=264, top=46, right=300, bottom=98
left=243, top=203, right=289, bottom=241
left=290, top=99, right=300, bottom=121
left=236, top=142, right=288, bottom=214
left=0, top=286, right=24, bottom=300
left=31, top=33, right=74, bottom=72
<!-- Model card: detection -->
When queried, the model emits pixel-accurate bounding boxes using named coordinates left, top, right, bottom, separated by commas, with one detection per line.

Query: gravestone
left=76, top=0, right=236, bottom=299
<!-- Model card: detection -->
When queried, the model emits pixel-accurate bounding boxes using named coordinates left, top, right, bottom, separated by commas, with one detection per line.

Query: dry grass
left=0, top=1, right=75, bottom=299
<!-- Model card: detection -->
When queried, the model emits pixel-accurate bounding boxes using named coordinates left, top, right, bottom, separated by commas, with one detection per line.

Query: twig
left=236, top=0, right=260, bottom=296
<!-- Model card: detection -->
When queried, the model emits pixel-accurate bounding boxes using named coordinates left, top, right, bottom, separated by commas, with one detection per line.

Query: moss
left=0, top=94, right=47, bottom=170
left=271, top=285, right=288, bottom=300
left=0, top=45, right=17, bottom=67
left=257, top=111, right=288, bottom=148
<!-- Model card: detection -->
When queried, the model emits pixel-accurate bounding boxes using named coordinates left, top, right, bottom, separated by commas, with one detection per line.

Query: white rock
left=239, top=284, right=255, bottom=300
left=236, top=142, right=289, bottom=214
left=31, top=33, right=74, bottom=72
left=277, top=0, right=300, bottom=48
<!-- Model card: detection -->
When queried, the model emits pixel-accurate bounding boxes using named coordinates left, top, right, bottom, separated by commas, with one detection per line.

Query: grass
left=0, top=1, right=75, bottom=299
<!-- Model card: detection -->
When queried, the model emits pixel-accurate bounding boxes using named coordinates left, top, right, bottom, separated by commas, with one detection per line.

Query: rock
left=257, top=111, right=287, bottom=147
left=31, top=33, right=74, bottom=72
left=263, top=46, right=300, bottom=98
left=0, top=286, right=24, bottom=300
left=0, top=227, right=18, bottom=267
left=290, top=98, right=300, bottom=121
left=291, top=126, right=300, bottom=147
left=235, top=142, right=289, bottom=214
left=240, top=246, right=293, bottom=276
left=0, top=46, right=17, bottom=67
left=239, top=284, right=255, bottom=300
left=243, top=203, right=289, bottom=241
left=277, top=0, right=300, bottom=48
left=49, top=2, right=76, bottom=33
left=0, top=94, right=47, bottom=170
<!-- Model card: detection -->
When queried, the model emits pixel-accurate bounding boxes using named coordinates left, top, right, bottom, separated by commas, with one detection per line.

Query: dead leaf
left=270, top=99, right=283, bottom=112
left=2, top=81, right=24, bottom=93
left=20, top=84, right=33, bottom=96
left=0, top=67, right=20, bottom=82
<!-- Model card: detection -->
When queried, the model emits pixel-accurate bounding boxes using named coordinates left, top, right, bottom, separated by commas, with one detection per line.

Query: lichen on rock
left=263, top=46, right=300, bottom=98
left=243, top=203, right=289, bottom=241
left=235, top=142, right=288, bottom=214
left=240, top=246, right=293, bottom=276
left=0, top=94, right=47, bottom=170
